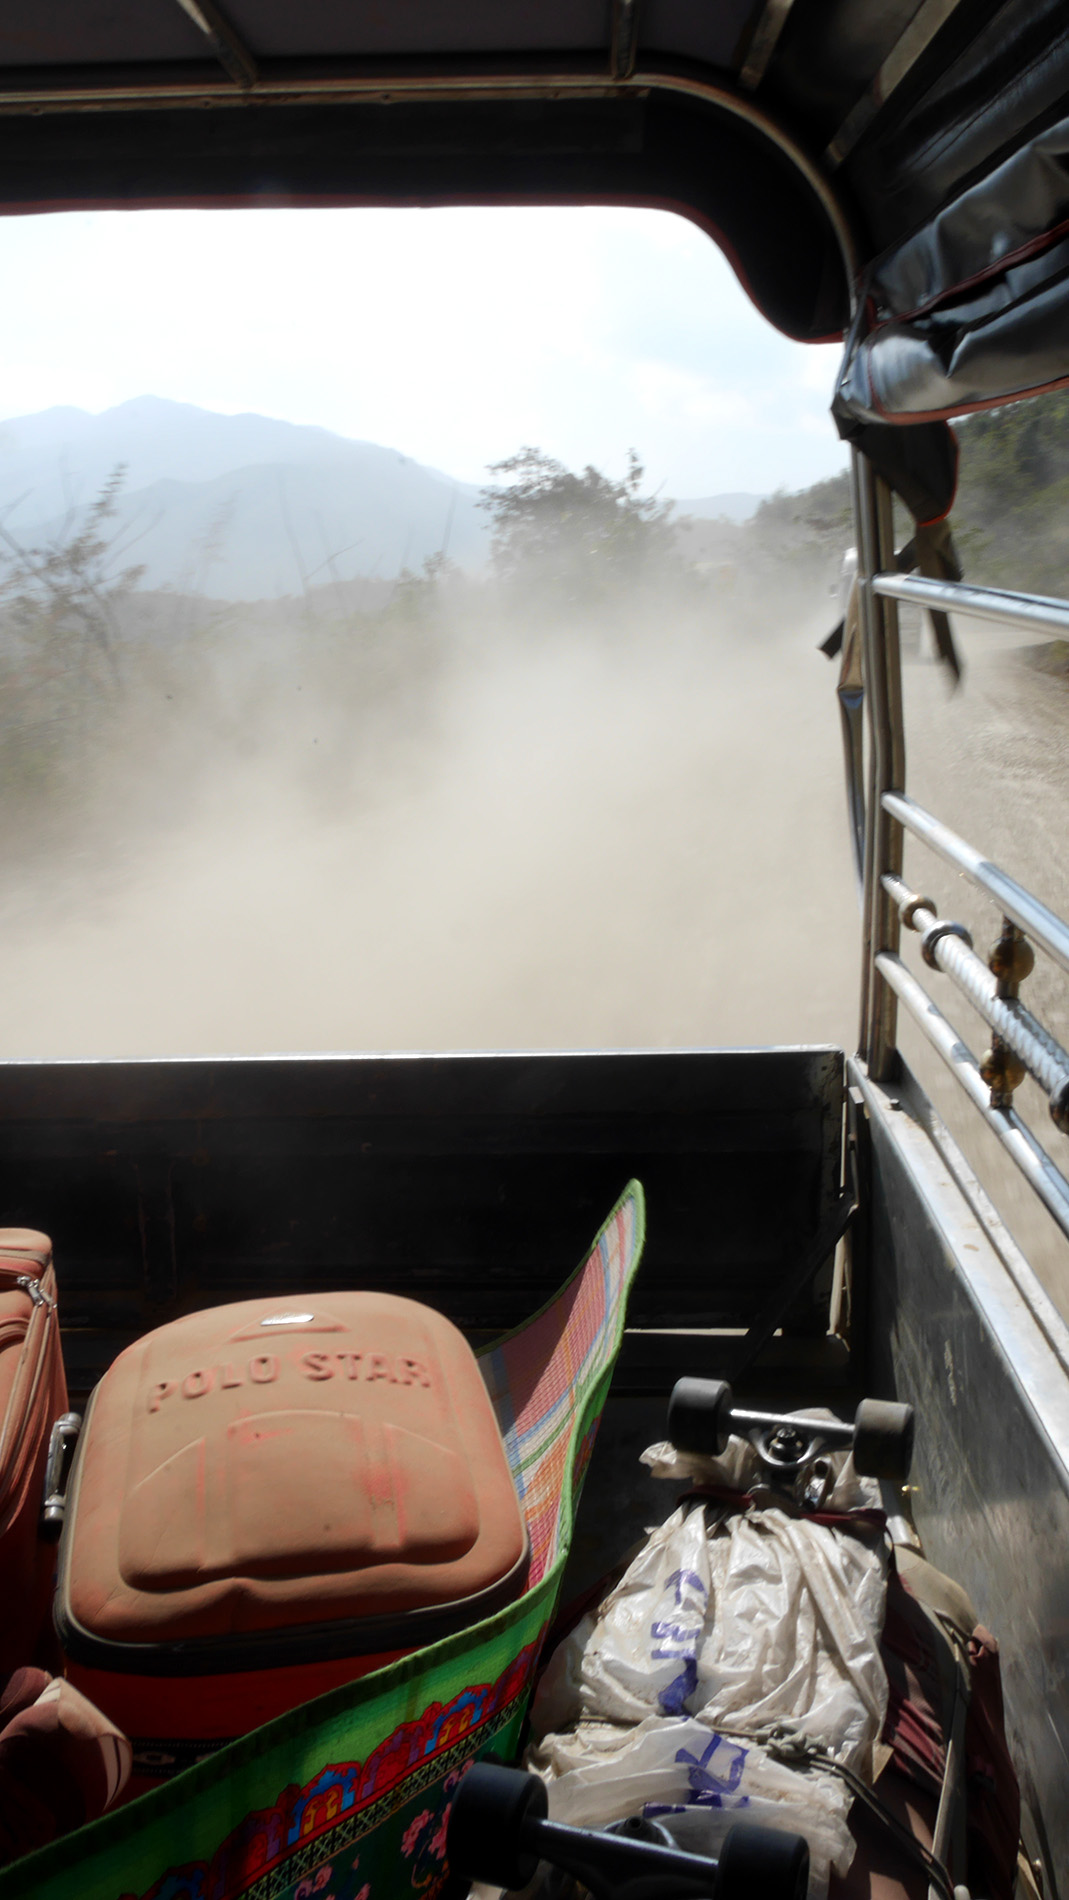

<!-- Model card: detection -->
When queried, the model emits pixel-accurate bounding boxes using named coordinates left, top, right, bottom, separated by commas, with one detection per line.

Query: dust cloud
left=0, top=579, right=859, bottom=1061
left=7, top=550, right=1069, bottom=1318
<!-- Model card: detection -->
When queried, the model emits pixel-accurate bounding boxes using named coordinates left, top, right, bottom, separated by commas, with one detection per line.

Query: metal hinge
left=41, top=1412, right=82, bottom=1539
left=16, top=1273, right=55, bottom=1311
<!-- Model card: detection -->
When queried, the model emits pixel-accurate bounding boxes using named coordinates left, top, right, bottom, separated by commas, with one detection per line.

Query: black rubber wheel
left=446, top=1762, right=547, bottom=1892
left=668, top=1376, right=735, bottom=1456
left=852, top=1398, right=915, bottom=1480
left=716, top=1822, right=809, bottom=1900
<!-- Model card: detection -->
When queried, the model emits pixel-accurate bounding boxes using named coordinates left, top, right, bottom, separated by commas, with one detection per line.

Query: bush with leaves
left=0, top=465, right=147, bottom=821
left=479, top=447, right=686, bottom=615
left=950, top=391, right=1069, bottom=595
left=0, top=464, right=149, bottom=701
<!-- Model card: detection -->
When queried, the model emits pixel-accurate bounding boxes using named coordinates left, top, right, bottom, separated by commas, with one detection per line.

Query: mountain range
left=0, top=397, right=762, bottom=600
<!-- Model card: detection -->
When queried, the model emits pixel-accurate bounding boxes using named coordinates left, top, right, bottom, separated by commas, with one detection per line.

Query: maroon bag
left=0, top=1231, right=70, bottom=1675
left=0, top=1667, right=130, bottom=1864
left=830, top=1556, right=1020, bottom=1900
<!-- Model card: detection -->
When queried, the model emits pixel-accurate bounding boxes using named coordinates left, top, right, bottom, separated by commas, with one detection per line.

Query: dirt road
left=0, top=599, right=1066, bottom=1317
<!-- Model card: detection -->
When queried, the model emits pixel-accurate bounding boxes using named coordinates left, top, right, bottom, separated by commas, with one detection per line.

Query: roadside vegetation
left=732, top=390, right=1069, bottom=602
left=2, top=394, right=1065, bottom=871
left=0, top=448, right=720, bottom=868
left=952, top=389, right=1069, bottom=594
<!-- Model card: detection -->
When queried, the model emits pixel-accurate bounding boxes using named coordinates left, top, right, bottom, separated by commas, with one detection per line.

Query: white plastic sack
left=529, top=1714, right=851, bottom=1894
left=532, top=1499, right=887, bottom=1762
left=526, top=1438, right=890, bottom=1897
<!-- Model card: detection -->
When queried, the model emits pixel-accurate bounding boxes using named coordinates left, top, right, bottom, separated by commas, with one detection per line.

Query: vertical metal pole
left=852, top=449, right=905, bottom=1079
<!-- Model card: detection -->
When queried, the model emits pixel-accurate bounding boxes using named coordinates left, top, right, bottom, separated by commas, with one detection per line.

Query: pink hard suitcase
left=0, top=1230, right=70, bottom=1674
left=56, top=1289, right=528, bottom=1795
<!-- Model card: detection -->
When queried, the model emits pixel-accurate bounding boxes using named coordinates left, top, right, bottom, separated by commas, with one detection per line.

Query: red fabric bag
left=0, top=1231, right=69, bottom=1674
left=831, top=1555, right=1020, bottom=1900
left=0, top=1667, right=130, bottom=1865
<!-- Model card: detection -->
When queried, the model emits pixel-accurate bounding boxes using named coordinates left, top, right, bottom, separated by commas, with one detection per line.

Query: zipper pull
left=16, top=1274, right=55, bottom=1312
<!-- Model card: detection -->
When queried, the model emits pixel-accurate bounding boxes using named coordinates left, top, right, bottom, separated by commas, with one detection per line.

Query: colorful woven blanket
left=0, top=1181, right=645, bottom=1900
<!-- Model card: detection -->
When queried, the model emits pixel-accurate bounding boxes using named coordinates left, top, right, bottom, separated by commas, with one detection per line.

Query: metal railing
left=858, top=555, right=1069, bottom=1241
left=854, top=458, right=904, bottom=1077
left=875, top=952, right=1069, bottom=1242
left=883, top=793, right=1069, bottom=980
left=872, top=571, right=1069, bottom=641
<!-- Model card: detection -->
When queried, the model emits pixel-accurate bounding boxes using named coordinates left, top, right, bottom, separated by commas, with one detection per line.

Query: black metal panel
left=0, top=5, right=211, bottom=67
left=767, top=0, right=937, bottom=145
left=0, top=1047, right=843, bottom=1394
left=220, top=0, right=612, bottom=59
left=0, top=88, right=847, bottom=342
left=854, top=1059, right=1069, bottom=1896
left=841, top=0, right=1069, bottom=247
left=639, top=0, right=756, bottom=71
left=1, top=1, right=1068, bottom=324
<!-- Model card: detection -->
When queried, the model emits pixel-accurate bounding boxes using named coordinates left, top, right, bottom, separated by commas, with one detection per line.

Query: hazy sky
left=0, top=204, right=845, bottom=499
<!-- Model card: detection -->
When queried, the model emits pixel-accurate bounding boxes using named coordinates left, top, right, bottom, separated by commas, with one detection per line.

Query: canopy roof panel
left=1, top=3, right=1067, bottom=425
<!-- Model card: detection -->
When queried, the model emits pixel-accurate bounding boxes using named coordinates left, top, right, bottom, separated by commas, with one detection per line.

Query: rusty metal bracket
left=982, top=916, right=1035, bottom=1109
left=989, top=915, right=1036, bottom=998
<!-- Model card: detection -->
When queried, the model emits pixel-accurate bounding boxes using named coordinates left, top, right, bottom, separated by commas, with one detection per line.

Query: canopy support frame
left=172, top=0, right=259, bottom=89
left=855, top=451, right=905, bottom=1080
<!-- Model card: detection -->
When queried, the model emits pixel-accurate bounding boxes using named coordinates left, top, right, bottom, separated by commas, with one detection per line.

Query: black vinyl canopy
left=2, top=3, right=1068, bottom=457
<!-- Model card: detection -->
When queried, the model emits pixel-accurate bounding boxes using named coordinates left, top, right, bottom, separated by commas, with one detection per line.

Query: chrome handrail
left=855, top=462, right=905, bottom=1078
left=872, top=572, right=1069, bottom=639
left=883, top=793, right=1069, bottom=982
left=881, top=872, right=1069, bottom=1127
left=876, top=952, right=1069, bottom=1245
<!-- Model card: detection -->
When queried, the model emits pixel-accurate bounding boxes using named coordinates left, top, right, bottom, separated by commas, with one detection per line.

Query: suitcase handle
left=41, top=1412, right=82, bottom=1540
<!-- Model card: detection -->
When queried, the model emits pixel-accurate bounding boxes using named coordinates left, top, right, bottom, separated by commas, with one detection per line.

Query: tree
left=0, top=464, right=147, bottom=701
left=0, top=466, right=151, bottom=814
left=479, top=447, right=682, bottom=611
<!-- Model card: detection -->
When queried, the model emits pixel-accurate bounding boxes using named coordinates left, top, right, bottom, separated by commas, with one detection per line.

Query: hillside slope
left=0, top=397, right=486, bottom=596
left=953, top=390, right=1069, bottom=596
left=0, top=397, right=764, bottom=599
left=716, top=393, right=1069, bottom=630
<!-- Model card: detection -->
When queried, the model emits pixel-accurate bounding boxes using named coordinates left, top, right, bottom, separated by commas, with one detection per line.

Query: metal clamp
left=920, top=918, right=973, bottom=969
left=41, top=1412, right=82, bottom=1540
left=901, top=892, right=935, bottom=930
